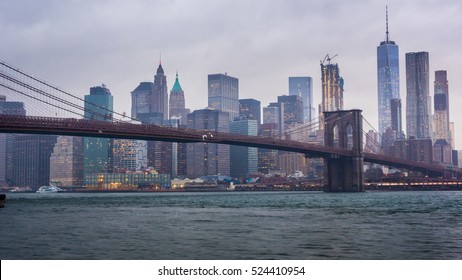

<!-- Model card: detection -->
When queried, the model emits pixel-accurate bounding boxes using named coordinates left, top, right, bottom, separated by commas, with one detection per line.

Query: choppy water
left=1, top=191, right=461, bottom=259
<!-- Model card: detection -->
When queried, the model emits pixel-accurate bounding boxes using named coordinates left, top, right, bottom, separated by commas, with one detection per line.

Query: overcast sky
left=1, top=0, right=462, bottom=148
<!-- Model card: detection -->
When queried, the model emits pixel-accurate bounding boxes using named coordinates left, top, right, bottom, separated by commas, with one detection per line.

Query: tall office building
left=277, top=95, right=303, bottom=128
left=187, top=109, right=230, bottom=178
left=49, top=136, right=83, bottom=187
left=433, top=70, right=451, bottom=145
left=239, top=98, right=261, bottom=126
left=113, top=139, right=148, bottom=172
left=406, top=52, right=431, bottom=139
left=84, top=85, right=114, bottom=175
left=131, top=82, right=153, bottom=119
left=169, top=72, right=190, bottom=125
left=289, top=77, right=314, bottom=123
left=258, top=123, right=279, bottom=174
left=208, top=73, right=239, bottom=121
left=230, top=119, right=258, bottom=178
left=13, top=135, right=57, bottom=187
left=153, top=63, right=168, bottom=120
left=390, top=98, right=403, bottom=138
left=0, top=96, right=26, bottom=186
left=377, top=7, right=400, bottom=135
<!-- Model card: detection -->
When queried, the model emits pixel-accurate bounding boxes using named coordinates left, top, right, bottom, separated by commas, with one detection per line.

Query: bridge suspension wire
left=0, top=61, right=137, bottom=123
left=361, top=116, right=387, bottom=150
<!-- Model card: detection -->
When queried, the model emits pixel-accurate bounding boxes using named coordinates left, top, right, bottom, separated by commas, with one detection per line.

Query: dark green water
left=1, top=191, right=461, bottom=259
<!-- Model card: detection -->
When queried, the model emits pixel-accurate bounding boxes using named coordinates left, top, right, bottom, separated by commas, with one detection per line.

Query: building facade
left=49, top=136, right=83, bottom=187
left=208, top=73, right=239, bottom=121
left=405, top=52, right=431, bottom=140
left=187, top=109, right=230, bottom=178
left=320, top=62, right=344, bottom=113
left=131, top=82, right=153, bottom=119
left=433, top=70, right=451, bottom=147
left=239, top=98, right=261, bottom=127
left=0, top=96, right=26, bottom=186
left=289, top=76, right=314, bottom=124
left=83, top=85, right=114, bottom=176
left=277, top=95, right=304, bottom=128
left=230, top=119, right=258, bottom=179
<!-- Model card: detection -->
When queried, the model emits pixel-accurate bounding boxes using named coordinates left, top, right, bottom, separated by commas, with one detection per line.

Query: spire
left=386, top=6, right=389, bottom=42
left=171, top=71, right=183, bottom=93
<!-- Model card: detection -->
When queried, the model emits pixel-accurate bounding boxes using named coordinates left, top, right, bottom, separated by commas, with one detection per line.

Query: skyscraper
left=13, top=135, right=57, bottom=187
left=239, top=98, right=261, bottom=126
left=0, top=96, right=26, bottom=186
left=49, top=136, right=83, bottom=187
left=208, top=73, right=239, bottom=121
left=230, top=119, right=258, bottom=178
left=406, top=52, right=431, bottom=139
left=289, top=76, right=314, bottom=123
left=390, top=98, right=403, bottom=138
left=169, top=72, right=190, bottom=125
left=320, top=58, right=344, bottom=130
left=377, top=7, right=400, bottom=135
left=84, top=85, right=114, bottom=175
left=187, top=109, right=230, bottom=178
left=153, top=63, right=168, bottom=120
left=277, top=95, right=303, bottom=128
left=433, top=70, right=450, bottom=146
left=131, top=82, right=153, bottom=119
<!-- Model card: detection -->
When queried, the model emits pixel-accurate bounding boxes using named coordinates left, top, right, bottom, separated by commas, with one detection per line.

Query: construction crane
left=320, top=54, right=338, bottom=65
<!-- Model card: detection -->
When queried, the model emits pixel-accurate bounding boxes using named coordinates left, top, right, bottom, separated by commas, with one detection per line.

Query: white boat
left=36, top=186, right=63, bottom=193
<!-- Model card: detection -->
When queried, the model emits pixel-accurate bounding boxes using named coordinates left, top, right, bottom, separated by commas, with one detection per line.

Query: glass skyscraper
left=230, top=119, right=258, bottom=178
left=433, top=70, right=451, bottom=146
left=405, top=52, right=431, bottom=140
left=208, top=73, right=239, bottom=121
left=84, top=85, right=114, bottom=176
left=289, top=77, right=314, bottom=123
left=377, top=8, right=400, bottom=135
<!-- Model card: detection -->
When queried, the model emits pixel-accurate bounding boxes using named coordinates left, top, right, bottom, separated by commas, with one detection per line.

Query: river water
left=1, top=191, right=461, bottom=259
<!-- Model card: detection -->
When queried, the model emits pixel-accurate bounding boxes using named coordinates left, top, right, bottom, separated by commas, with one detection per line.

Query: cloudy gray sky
left=1, top=0, right=462, bottom=147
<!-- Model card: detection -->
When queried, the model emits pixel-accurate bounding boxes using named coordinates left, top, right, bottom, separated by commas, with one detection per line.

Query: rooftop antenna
left=386, top=6, right=389, bottom=42
left=159, top=51, right=162, bottom=65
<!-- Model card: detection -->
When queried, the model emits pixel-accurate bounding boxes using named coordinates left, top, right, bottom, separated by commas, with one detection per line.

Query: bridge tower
left=323, top=109, right=364, bottom=192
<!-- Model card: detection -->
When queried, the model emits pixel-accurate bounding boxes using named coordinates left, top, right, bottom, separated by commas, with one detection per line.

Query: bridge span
left=0, top=114, right=458, bottom=182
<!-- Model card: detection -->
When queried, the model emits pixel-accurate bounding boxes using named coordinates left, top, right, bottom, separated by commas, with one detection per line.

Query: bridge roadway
left=0, top=115, right=458, bottom=177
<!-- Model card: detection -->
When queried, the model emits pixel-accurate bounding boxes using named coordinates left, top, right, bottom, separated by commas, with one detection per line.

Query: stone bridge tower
left=323, top=109, right=364, bottom=192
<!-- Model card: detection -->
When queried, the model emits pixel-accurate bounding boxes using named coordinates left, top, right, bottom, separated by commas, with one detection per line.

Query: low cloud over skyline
left=2, top=0, right=462, bottom=147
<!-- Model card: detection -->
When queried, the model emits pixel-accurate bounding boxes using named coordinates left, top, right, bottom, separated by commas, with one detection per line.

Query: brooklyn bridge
left=1, top=61, right=461, bottom=192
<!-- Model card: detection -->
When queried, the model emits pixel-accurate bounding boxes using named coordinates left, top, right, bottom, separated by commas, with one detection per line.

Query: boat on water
left=36, top=186, right=64, bottom=193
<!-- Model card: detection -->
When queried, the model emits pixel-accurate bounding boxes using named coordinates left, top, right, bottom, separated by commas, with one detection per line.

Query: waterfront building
left=131, top=82, right=153, bottom=119
left=433, top=70, right=451, bottom=147
left=84, top=169, right=171, bottom=189
left=208, top=73, right=239, bottom=121
left=187, top=109, right=230, bottom=178
left=239, top=98, right=261, bottom=126
left=277, top=95, right=303, bottom=128
left=169, top=72, right=190, bottom=125
left=49, top=136, right=83, bottom=187
left=153, top=63, right=168, bottom=119
left=0, top=96, right=26, bottom=186
left=230, top=119, right=258, bottom=179
left=113, top=139, right=147, bottom=172
left=405, top=52, right=431, bottom=140
left=13, top=135, right=57, bottom=187
left=83, top=85, right=114, bottom=176
left=289, top=76, right=314, bottom=123
left=377, top=8, right=400, bottom=135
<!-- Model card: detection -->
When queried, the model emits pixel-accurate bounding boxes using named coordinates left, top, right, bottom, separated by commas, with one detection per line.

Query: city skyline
left=1, top=0, right=462, bottom=147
